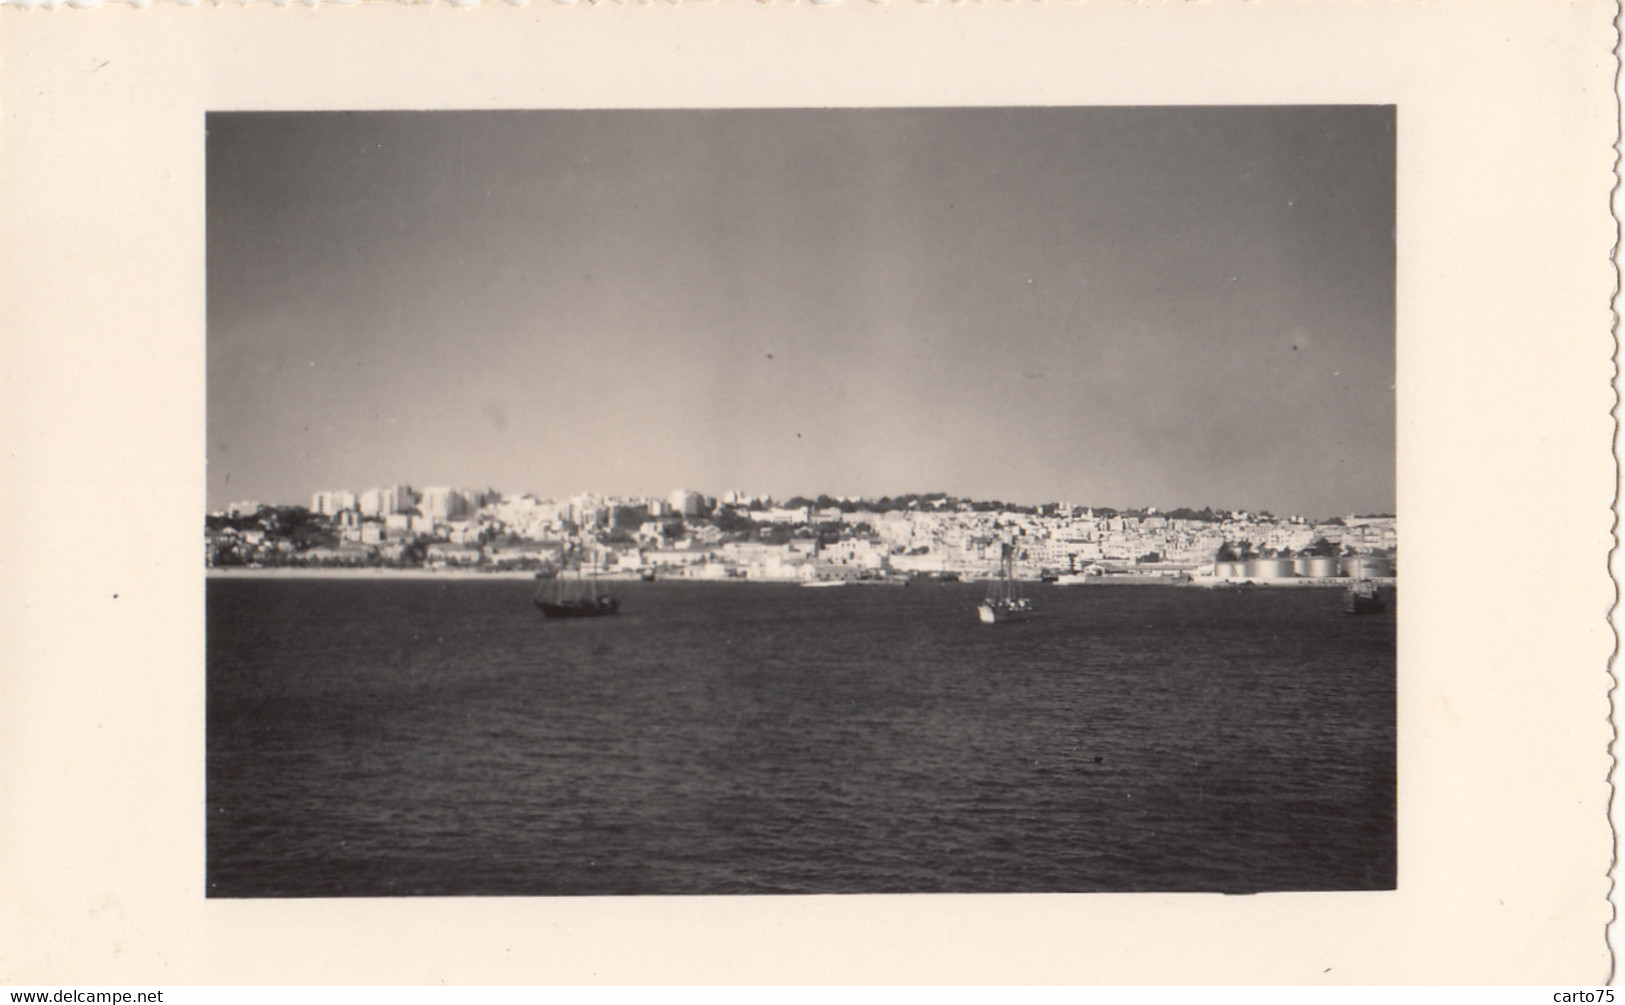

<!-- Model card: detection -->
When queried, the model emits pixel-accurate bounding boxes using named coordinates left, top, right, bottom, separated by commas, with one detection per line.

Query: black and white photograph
left=206, top=106, right=1397, bottom=898
left=2, top=0, right=1614, bottom=986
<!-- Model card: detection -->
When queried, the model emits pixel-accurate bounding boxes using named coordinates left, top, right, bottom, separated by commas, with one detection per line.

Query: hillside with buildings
left=206, top=484, right=1396, bottom=584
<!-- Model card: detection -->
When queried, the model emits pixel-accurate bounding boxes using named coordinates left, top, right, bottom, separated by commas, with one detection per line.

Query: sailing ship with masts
left=534, top=543, right=620, bottom=618
left=977, top=540, right=1034, bottom=624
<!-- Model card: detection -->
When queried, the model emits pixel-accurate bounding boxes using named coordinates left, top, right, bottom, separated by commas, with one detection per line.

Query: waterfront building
left=645, top=548, right=711, bottom=572
left=609, top=549, right=645, bottom=573
left=483, top=539, right=563, bottom=568
left=822, top=537, right=887, bottom=571
left=300, top=544, right=374, bottom=567
left=424, top=542, right=482, bottom=568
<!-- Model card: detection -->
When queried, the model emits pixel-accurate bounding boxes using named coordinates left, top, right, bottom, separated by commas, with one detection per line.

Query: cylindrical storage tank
left=1247, top=558, right=1297, bottom=579
left=1302, top=556, right=1341, bottom=578
left=1213, top=561, right=1238, bottom=579
left=1343, top=555, right=1394, bottom=578
left=1369, top=556, right=1395, bottom=578
left=1293, top=557, right=1312, bottom=577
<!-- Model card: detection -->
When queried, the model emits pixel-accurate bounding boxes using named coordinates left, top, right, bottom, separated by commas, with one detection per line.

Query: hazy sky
left=207, top=107, right=1394, bottom=517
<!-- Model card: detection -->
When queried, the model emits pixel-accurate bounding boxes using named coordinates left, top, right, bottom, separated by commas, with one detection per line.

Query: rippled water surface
left=207, top=578, right=1395, bottom=896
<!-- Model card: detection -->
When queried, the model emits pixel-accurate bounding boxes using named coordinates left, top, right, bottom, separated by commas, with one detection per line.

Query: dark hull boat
left=536, top=596, right=620, bottom=618
left=1344, top=580, right=1387, bottom=615
left=535, top=558, right=618, bottom=619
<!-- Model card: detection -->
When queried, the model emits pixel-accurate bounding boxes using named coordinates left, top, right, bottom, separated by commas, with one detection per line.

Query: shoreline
left=206, top=567, right=541, bottom=581
left=206, top=567, right=1396, bottom=588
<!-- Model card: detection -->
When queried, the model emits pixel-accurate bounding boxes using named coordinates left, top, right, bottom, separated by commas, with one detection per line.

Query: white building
left=757, top=506, right=810, bottom=526
left=310, top=490, right=357, bottom=516
left=669, top=489, right=704, bottom=517
left=384, top=484, right=416, bottom=515
left=420, top=486, right=468, bottom=521
left=359, top=484, right=415, bottom=516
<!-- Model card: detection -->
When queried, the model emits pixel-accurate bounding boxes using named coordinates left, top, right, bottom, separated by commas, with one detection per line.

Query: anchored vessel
left=977, top=542, right=1034, bottom=624
left=536, top=557, right=619, bottom=618
left=1344, top=579, right=1386, bottom=615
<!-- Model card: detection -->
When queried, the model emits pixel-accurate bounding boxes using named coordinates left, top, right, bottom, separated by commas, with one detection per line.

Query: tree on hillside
left=1304, top=537, right=1341, bottom=558
left=714, top=507, right=756, bottom=534
left=1168, top=507, right=1223, bottom=523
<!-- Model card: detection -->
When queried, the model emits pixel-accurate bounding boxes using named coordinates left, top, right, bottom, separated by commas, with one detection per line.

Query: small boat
left=537, top=594, right=621, bottom=618
left=977, top=541, right=1034, bottom=624
left=1344, top=579, right=1386, bottom=615
left=800, top=578, right=847, bottom=588
left=536, top=559, right=619, bottom=618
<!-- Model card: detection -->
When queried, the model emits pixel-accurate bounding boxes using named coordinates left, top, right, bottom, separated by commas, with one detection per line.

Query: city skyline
left=208, top=107, right=1395, bottom=518
left=235, top=478, right=1391, bottom=524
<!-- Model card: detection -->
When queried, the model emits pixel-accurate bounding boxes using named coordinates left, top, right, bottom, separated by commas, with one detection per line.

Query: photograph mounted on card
left=0, top=0, right=1614, bottom=985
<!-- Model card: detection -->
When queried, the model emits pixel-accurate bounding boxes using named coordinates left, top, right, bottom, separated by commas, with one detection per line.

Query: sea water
left=206, top=578, right=1395, bottom=896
